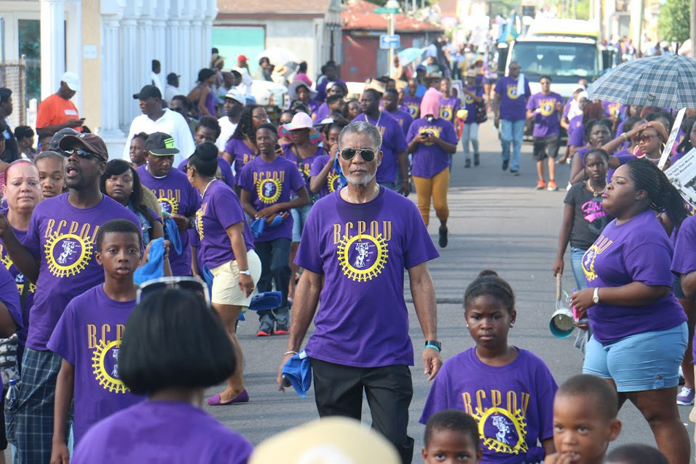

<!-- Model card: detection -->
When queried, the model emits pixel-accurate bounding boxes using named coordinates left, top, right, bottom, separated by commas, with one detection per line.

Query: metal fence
left=0, top=57, right=26, bottom=128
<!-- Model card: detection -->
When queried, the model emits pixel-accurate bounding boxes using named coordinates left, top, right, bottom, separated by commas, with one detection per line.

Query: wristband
left=425, top=344, right=441, bottom=353
left=284, top=350, right=298, bottom=356
left=620, top=132, right=628, bottom=142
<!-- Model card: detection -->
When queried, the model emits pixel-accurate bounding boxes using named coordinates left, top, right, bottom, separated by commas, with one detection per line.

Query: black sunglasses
left=62, top=148, right=100, bottom=160
left=339, top=148, right=376, bottom=162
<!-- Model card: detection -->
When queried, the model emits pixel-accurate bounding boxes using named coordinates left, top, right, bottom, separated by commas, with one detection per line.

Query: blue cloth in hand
left=163, top=218, right=182, bottom=254
left=134, top=238, right=165, bottom=285
left=281, top=351, right=312, bottom=398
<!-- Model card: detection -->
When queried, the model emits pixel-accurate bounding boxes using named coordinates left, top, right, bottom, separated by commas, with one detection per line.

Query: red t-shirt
left=36, top=94, right=82, bottom=132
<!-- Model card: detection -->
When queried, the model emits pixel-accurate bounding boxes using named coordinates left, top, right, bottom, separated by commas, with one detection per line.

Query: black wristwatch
left=425, top=340, right=441, bottom=352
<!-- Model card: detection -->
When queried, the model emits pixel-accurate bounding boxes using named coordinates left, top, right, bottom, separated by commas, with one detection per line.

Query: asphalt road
left=204, top=122, right=694, bottom=460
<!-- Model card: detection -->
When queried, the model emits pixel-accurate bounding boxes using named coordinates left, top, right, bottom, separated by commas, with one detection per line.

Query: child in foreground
left=546, top=374, right=622, bottom=464
left=49, top=219, right=145, bottom=462
left=422, top=409, right=482, bottom=464
left=420, top=270, right=558, bottom=464
left=605, top=444, right=667, bottom=464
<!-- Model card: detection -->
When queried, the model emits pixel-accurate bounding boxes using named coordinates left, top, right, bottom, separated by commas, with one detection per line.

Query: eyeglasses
left=639, top=134, right=659, bottom=142
left=339, top=148, right=376, bottom=162
left=136, top=276, right=210, bottom=306
left=62, top=148, right=100, bottom=160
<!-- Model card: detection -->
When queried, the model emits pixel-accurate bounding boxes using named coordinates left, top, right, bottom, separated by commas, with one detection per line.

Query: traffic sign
left=374, top=7, right=399, bottom=14
left=380, top=34, right=401, bottom=49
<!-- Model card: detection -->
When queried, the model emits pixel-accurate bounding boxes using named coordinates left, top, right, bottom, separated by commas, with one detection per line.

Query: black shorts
left=533, top=135, right=561, bottom=161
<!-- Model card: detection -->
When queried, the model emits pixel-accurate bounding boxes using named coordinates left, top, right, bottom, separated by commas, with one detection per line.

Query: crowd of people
left=0, top=39, right=692, bottom=464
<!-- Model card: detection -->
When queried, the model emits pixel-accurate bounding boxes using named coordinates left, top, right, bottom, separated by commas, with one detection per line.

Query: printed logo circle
left=92, top=339, right=129, bottom=394
left=440, top=108, right=452, bottom=120
left=478, top=408, right=528, bottom=455
left=507, top=86, right=520, bottom=99
left=407, top=104, right=419, bottom=117
left=195, top=208, right=205, bottom=241
left=582, top=247, right=598, bottom=282
left=540, top=102, right=554, bottom=116
left=45, top=233, right=92, bottom=278
left=1, top=253, right=35, bottom=294
left=158, top=197, right=179, bottom=215
left=257, top=178, right=282, bottom=204
left=327, top=172, right=341, bottom=193
left=465, top=94, right=474, bottom=104
left=337, top=234, right=388, bottom=282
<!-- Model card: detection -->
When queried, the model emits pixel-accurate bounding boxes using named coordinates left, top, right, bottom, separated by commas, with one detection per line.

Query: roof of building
left=342, top=0, right=444, bottom=33
left=217, top=0, right=331, bottom=14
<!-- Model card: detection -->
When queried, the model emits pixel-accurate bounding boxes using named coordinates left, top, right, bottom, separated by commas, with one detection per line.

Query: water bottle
left=5, top=379, right=18, bottom=410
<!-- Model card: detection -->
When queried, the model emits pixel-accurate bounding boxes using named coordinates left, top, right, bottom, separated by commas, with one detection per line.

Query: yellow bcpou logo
left=539, top=99, right=557, bottom=117
left=582, top=236, right=613, bottom=282
left=465, top=94, right=474, bottom=104
left=44, top=232, right=93, bottom=278
left=407, top=103, right=419, bottom=118
left=92, top=339, right=128, bottom=394
left=464, top=389, right=531, bottom=455
left=195, top=204, right=207, bottom=241
left=257, top=178, right=282, bottom=204
left=506, top=85, right=520, bottom=100
left=418, top=127, right=442, bottom=146
left=0, top=248, right=36, bottom=295
left=333, top=221, right=392, bottom=283
left=440, top=106, right=453, bottom=121
left=327, top=172, right=341, bottom=193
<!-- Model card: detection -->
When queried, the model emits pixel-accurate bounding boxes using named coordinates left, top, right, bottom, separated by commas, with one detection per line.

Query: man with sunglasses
left=278, top=121, right=441, bottom=464
left=0, top=133, right=140, bottom=463
left=493, top=61, right=531, bottom=176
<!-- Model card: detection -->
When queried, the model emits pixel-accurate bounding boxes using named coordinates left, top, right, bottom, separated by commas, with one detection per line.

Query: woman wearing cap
left=187, top=68, right=217, bottom=118
left=281, top=113, right=326, bottom=301
left=186, top=142, right=262, bottom=406
left=288, top=81, right=319, bottom=116
left=406, top=88, right=458, bottom=248
left=223, top=105, right=269, bottom=178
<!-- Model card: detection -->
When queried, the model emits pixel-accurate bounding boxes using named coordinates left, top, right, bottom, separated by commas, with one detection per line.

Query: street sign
left=380, top=34, right=401, bottom=49
left=374, top=7, right=399, bottom=14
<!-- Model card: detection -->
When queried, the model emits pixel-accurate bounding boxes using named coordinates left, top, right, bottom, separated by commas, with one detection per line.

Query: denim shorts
left=583, top=322, right=687, bottom=392
left=291, top=201, right=313, bottom=243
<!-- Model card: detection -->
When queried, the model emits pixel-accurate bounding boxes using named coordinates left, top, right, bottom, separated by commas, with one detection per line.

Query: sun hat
left=288, top=80, right=317, bottom=101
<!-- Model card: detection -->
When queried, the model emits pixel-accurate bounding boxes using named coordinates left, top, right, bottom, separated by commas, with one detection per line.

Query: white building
left=0, top=0, right=217, bottom=154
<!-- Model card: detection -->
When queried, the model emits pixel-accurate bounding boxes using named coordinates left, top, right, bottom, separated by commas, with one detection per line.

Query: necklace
left=202, top=178, right=217, bottom=197
left=585, top=179, right=606, bottom=196
left=365, top=111, right=382, bottom=127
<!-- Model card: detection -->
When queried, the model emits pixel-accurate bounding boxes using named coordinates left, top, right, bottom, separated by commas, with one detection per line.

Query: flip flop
left=206, top=390, right=250, bottom=406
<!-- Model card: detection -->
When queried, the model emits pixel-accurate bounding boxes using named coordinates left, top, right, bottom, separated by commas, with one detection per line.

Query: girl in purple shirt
left=72, top=287, right=253, bottom=464
left=421, top=271, right=557, bottom=464
left=223, top=105, right=268, bottom=177
left=571, top=159, right=690, bottom=464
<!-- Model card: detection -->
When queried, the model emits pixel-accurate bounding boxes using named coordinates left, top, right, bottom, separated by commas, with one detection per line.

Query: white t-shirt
left=216, top=116, right=238, bottom=152
left=164, top=85, right=180, bottom=105
left=122, top=108, right=195, bottom=166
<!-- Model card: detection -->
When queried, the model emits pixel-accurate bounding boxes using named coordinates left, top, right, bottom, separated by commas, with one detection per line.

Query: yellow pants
left=413, top=168, right=450, bottom=227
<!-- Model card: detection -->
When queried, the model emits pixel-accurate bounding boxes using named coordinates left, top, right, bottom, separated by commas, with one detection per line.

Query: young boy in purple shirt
left=49, top=220, right=144, bottom=460
left=526, top=76, right=563, bottom=191
left=0, top=133, right=140, bottom=463
left=382, top=88, right=414, bottom=137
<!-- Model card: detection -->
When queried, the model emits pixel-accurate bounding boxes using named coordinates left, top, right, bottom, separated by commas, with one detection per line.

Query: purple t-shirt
left=177, top=156, right=235, bottom=189
left=420, top=348, right=557, bottom=464
left=72, top=401, right=253, bottom=464
left=47, top=284, right=143, bottom=443
left=494, top=76, right=531, bottom=121
left=582, top=210, right=687, bottom=344
left=137, top=166, right=200, bottom=276
left=315, top=78, right=346, bottom=103
left=439, top=96, right=461, bottom=123
left=526, top=92, right=563, bottom=137
left=224, top=138, right=256, bottom=176
left=352, top=112, right=408, bottom=185
left=295, top=187, right=439, bottom=367
left=195, top=180, right=254, bottom=269
left=403, top=95, right=422, bottom=119
left=672, top=215, right=696, bottom=278
left=603, top=101, right=625, bottom=120
left=463, top=86, right=484, bottom=124
left=0, top=228, right=33, bottom=344
left=567, top=115, right=585, bottom=147
left=406, top=117, right=458, bottom=178
left=239, top=156, right=305, bottom=242
left=22, top=194, right=139, bottom=351
left=312, top=102, right=330, bottom=123
left=282, top=144, right=326, bottom=192
left=309, top=154, right=341, bottom=198
left=386, top=108, right=414, bottom=136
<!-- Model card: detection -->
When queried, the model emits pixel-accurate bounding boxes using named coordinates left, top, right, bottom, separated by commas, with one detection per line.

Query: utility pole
left=691, top=0, right=696, bottom=56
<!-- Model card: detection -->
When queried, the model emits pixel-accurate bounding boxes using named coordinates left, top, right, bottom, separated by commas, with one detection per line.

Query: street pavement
left=204, top=122, right=694, bottom=459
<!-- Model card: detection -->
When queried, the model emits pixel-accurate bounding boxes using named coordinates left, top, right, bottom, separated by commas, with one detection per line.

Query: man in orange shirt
left=36, top=72, right=84, bottom=138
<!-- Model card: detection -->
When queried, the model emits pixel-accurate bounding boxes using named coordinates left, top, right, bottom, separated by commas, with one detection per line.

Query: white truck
left=497, top=19, right=612, bottom=100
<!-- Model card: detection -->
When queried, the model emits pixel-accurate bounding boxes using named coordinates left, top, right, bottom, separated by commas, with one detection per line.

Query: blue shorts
left=583, top=322, right=687, bottom=392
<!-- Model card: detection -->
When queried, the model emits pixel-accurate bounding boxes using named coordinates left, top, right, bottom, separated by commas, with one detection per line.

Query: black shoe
left=438, top=227, right=448, bottom=248
left=502, top=160, right=509, bottom=171
left=464, top=159, right=471, bottom=168
left=474, top=154, right=480, bottom=166
left=510, top=169, right=519, bottom=176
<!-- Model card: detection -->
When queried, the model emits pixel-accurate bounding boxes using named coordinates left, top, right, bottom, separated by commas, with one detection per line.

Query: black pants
left=254, top=238, right=291, bottom=329
left=312, top=358, right=414, bottom=464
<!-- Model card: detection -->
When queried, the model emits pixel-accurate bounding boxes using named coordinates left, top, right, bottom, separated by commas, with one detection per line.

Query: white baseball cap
left=224, top=88, right=246, bottom=106
left=61, top=72, right=80, bottom=91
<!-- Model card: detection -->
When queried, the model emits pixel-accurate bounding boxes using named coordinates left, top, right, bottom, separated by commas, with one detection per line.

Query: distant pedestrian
left=164, top=73, right=180, bottom=105
left=493, top=62, right=530, bottom=176
left=187, top=69, right=217, bottom=118
left=461, top=70, right=484, bottom=168
left=36, top=73, right=84, bottom=137
left=526, top=76, right=563, bottom=190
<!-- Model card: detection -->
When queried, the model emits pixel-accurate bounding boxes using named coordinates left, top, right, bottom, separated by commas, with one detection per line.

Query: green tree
left=658, top=0, right=690, bottom=42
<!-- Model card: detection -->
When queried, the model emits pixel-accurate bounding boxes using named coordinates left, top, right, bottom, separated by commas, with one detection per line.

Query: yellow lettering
left=521, top=392, right=530, bottom=413
left=333, top=224, right=342, bottom=245
left=87, top=324, right=97, bottom=349
left=56, top=220, right=67, bottom=235
left=45, top=219, right=56, bottom=238
left=491, top=390, right=502, bottom=408
left=101, top=324, right=111, bottom=344
left=507, top=391, right=518, bottom=414
left=345, top=222, right=353, bottom=240
left=116, top=324, right=125, bottom=341
left=67, top=221, right=78, bottom=235
left=357, top=221, right=366, bottom=237
left=476, top=389, right=486, bottom=413
left=462, top=392, right=473, bottom=415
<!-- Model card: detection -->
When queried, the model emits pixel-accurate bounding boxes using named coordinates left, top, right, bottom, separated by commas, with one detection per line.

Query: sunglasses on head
left=339, top=148, right=376, bottom=162
left=136, top=276, right=211, bottom=306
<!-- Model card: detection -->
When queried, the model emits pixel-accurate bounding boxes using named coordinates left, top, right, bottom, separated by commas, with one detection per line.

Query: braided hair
left=676, top=116, right=696, bottom=154
left=463, top=270, right=515, bottom=314
left=231, top=105, right=260, bottom=142
left=625, top=159, right=689, bottom=228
